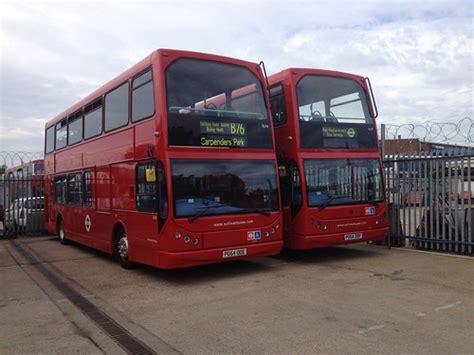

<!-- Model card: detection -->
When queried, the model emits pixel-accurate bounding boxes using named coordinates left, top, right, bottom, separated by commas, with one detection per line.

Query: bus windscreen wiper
left=188, top=205, right=224, bottom=223
left=318, top=195, right=350, bottom=210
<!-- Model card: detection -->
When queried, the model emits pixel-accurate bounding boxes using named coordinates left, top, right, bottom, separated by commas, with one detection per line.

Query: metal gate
left=384, top=154, right=473, bottom=255
left=0, top=176, right=45, bottom=237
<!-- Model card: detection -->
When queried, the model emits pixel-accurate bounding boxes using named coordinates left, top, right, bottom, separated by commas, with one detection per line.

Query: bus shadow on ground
left=55, top=238, right=276, bottom=285
left=139, top=259, right=274, bottom=285
left=47, top=238, right=382, bottom=285
left=272, top=244, right=382, bottom=265
left=139, top=245, right=383, bottom=285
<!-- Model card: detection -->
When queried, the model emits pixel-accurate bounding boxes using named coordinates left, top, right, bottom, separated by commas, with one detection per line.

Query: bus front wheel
left=115, top=227, right=135, bottom=269
left=57, top=217, right=69, bottom=245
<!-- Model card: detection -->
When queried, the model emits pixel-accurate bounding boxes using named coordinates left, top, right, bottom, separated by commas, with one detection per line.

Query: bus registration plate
left=344, top=232, right=363, bottom=241
left=222, top=248, right=247, bottom=258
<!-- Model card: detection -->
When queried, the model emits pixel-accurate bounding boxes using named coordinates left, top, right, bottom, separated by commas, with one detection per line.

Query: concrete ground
left=0, top=236, right=473, bottom=354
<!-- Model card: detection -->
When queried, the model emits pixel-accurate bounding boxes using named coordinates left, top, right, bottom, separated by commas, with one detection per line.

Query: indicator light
left=323, top=224, right=328, bottom=230
left=270, top=228, right=275, bottom=234
left=264, top=231, right=270, bottom=237
left=175, top=232, right=182, bottom=239
left=184, top=236, right=191, bottom=243
left=275, top=224, right=280, bottom=229
left=192, top=237, right=199, bottom=245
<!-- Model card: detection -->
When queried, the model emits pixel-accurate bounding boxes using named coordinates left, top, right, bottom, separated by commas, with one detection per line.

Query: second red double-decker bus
left=4, top=159, right=44, bottom=199
left=268, top=68, right=388, bottom=249
left=43, top=49, right=282, bottom=269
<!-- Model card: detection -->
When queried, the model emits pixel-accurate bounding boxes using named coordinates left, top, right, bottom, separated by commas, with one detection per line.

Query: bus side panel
left=82, top=129, right=134, bottom=167
left=44, top=176, right=55, bottom=234
left=134, top=119, right=156, bottom=160
left=96, top=166, right=111, bottom=212
left=56, top=149, right=82, bottom=172
left=123, top=212, right=159, bottom=266
left=111, top=162, right=135, bottom=211
left=91, top=165, right=112, bottom=251
left=110, top=162, right=158, bottom=265
left=80, top=211, right=112, bottom=253
left=55, top=149, right=82, bottom=174
left=68, top=206, right=90, bottom=245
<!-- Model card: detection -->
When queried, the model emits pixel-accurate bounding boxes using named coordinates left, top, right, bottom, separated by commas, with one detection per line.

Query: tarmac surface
left=1, top=236, right=473, bottom=354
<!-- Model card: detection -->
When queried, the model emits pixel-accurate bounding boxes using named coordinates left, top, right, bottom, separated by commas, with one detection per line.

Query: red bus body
left=44, top=49, right=282, bottom=269
left=268, top=68, right=388, bottom=249
left=5, top=159, right=44, bottom=198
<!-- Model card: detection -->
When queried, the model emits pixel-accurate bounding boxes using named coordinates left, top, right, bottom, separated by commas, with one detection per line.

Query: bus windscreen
left=166, top=58, right=273, bottom=149
left=171, top=159, right=278, bottom=218
left=297, top=75, right=377, bottom=149
left=304, top=159, right=384, bottom=207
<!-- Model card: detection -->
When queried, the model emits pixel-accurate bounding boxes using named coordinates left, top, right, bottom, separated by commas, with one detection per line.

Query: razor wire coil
left=380, top=117, right=473, bottom=145
left=0, top=151, right=44, bottom=169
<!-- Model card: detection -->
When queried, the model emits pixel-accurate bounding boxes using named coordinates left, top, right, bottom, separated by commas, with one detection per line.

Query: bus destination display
left=322, top=127, right=357, bottom=139
left=199, top=121, right=247, bottom=147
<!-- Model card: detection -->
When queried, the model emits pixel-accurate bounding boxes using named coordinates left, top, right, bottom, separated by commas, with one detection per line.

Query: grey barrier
left=384, top=154, right=473, bottom=255
left=0, top=176, right=45, bottom=237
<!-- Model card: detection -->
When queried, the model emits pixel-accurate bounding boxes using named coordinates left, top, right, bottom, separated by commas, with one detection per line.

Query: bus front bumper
left=157, top=240, right=283, bottom=269
left=286, top=227, right=388, bottom=250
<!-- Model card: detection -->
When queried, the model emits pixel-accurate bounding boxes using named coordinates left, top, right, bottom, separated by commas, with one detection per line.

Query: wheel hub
left=118, top=235, right=128, bottom=259
left=59, top=223, right=64, bottom=240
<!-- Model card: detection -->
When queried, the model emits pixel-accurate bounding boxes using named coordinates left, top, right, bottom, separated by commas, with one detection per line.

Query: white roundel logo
left=85, top=215, right=91, bottom=232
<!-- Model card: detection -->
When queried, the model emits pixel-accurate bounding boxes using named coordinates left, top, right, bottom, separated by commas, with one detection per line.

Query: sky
left=0, top=0, right=473, bottom=153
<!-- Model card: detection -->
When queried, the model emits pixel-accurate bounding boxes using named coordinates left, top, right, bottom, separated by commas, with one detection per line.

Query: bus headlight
left=175, top=232, right=182, bottom=239
left=192, top=237, right=199, bottom=245
left=184, top=236, right=191, bottom=243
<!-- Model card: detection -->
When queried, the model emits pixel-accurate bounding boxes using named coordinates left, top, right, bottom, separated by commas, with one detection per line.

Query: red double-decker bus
left=268, top=68, right=388, bottom=249
left=44, top=49, right=282, bottom=269
left=4, top=159, right=45, bottom=199
left=5, top=159, right=44, bottom=178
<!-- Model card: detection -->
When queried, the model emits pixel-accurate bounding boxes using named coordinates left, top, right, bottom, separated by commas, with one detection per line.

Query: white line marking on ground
left=359, top=324, right=385, bottom=334
left=415, top=312, right=426, bottom=317
left=435, top=301, right=461, bottom=312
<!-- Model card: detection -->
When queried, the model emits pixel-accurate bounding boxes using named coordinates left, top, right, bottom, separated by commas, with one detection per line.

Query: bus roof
left=5, top=159, right=44, bottom=173
left=269, top=67, right=366, bottom=85
left=45, top=48, right=262, bottom=129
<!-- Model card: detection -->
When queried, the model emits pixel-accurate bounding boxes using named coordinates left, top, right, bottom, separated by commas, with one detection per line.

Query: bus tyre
left=115, top=228, right=135, bottom=269
left=58, top=218, right=69, bottom=245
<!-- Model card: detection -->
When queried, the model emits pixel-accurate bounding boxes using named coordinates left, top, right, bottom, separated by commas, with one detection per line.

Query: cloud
left=0, top=0, right=472, bottom=152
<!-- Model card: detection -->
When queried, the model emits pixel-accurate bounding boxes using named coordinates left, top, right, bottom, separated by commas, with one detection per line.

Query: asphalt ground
left=1, top=236, right=473, bottom=354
